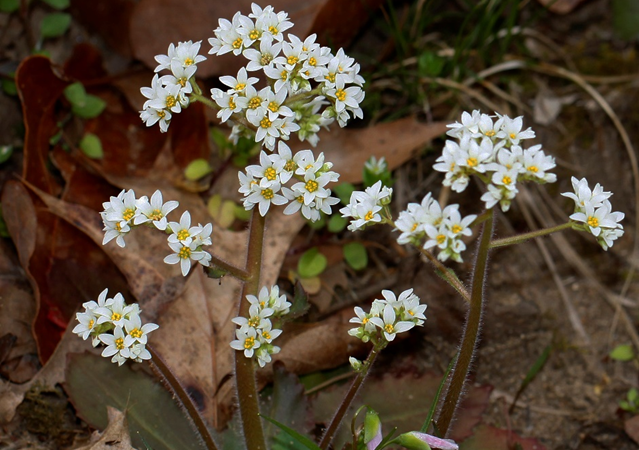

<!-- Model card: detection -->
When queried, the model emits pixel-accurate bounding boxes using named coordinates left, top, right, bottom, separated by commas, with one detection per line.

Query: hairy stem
left=319, top=347, right=379, bottom=449
left=147, top=345, right=219, bottom=450
left=235, top=209, right=268, bottom=450
left=490, top=222, right=572, bottom=248
left=207, top=253, right=249, bottom=281
left=418, top=247, right=470, bottom=304
left=435, top=209, right=494, bottom=437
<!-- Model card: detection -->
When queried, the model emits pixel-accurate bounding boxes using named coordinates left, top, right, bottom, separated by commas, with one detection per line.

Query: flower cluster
left=348, top=289, right=426, bottom=347
left=340, top=181, right=393, bottom=231
left=230, top=286, right=291, bottom=367
left=101, top=190, right=213, bottom=276
left=73, top=289, right=159, bottom=366
left=208, top=3, right=365, bottom=149
left=395, top=193, right=477, bottom=262
left=238, top=141, right=340, bottom=221
left=140, top=41, right=207, bottom=132
left=562, top=177, right=624, bottom=250
left=436, top=110, right=556, bottom=212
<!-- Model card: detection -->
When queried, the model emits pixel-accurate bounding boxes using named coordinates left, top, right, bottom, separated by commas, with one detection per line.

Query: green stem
left=417, top=247, right=470, bottom=304
left=319, top=347, right=379, bottom=450
left=147, top=345, right=219, bottom=450
left=435, top=209, right=494, bottom=437
left=235, top=209, right=268, bottom=450
left=207, top=253, right=249, bottom=281
left=284, top=87, right=323, bottom=106
left=489, top=222, right=572, bottom=248
left=191, top=92, right=219, bottom=110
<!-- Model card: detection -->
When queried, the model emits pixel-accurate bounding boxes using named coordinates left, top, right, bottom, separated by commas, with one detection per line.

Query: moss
left=16, top=384, right=82, bottom=448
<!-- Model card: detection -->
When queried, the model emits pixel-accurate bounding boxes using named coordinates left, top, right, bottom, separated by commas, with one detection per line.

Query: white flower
left=561, top=176, right=612, bottom=210
left=134, top=190, right=179, bottom=230
left=171, top=40, right=206, bottom=68
left=364, top=156, right=387, bottom=174
left=73, top=310, right=98, bottom=340
left=495, top=113, right=535, bottom=144
left=123, top=314, right=159, bottom=346
left=244, top=179, right=288, bottom=216
left=99, top=326, right=132, bottom=365
left=95, top=293, right=134, bottom=328
left=209, top=13, right=245, bottom=55
left=167, top=211, right=201, bottom=246
left=243, top=34, right=282, bottom=71
left=570, top=200, right=623, bottom=237
left=103, top=189, right=138, bottom=228
left=220, top=67, right=259, bottom=94
left=369, top=304, right=415, bottom=342
left=230, top=326, right=261, bottom=358
left=164, top=240, right=211, bottom=277
left=101, top=216, right=130, bottom=247
left=445, top=110, right=481, bottom=138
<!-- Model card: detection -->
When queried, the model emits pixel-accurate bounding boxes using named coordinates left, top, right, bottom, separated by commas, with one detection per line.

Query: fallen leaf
left=129, top=0, right=328, bottom=77
left=625, top=414, right=639, bottom=445
left=74, top=406, right=135, bottom=450
left=300, top=118, right=448, bottom=183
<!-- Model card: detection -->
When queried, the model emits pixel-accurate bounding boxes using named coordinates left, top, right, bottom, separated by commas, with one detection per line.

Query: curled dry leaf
left=74, top=406, right=135, bottom=450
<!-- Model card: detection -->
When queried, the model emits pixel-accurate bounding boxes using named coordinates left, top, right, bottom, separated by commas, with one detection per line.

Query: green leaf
left=333, top=183, right=355, bottom=205
left=297, top=247, right=327, bottom=278
left=40, top=12, right=71, bottom=39
left=0, top=0, right=19, bottom=13
left=2, top=79, right=17, bottom=96
left=613, top=0, right=639, bottom=40
left=0, top=145, right=13, bottom=164
left=211, top=127, right=230, bottom=151
left=41, top=0, right=70, bottom=9
left=628, top=387, right=639, bottom=403
left=610, top=344, right=634, bottom=362
left=72, top=94, right=106, bottom=118
left=185, top=159, right=213, bottom=181
left=418, top=51, right=445, bottom=77
left=307, top=215, right=325, bottom=230
left=288, top=281, right=310, bottom=318
left=79, top=133, right=103, bottom=159
left=328, top=215, right=347, bottom=233
left=65, top=353, right=205, bottom=450
left=260, top=415, right=321, bottom=450
left=64, top=82, right=87, bottom=107
left=343, top=242, right=367, bottom=270
left=234, top=204, right=251, bottom=221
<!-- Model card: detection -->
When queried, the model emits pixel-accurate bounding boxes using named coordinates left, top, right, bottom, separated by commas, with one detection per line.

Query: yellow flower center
left=184, top=57, right=194, bottom=66
left=528, top=165, right=538, bottom=173
left=166, top=95, right=177, bottom=108
left=264, top=167, right=277, bottom=181
left=485, top=130, right=495, bottom=137
left=88, top=319, right=94, bottom=329
left=268, top=101, right=279, bottom=112
left=466, top=157, right=478, bottom=167
left=262, top=188, right=274, bottom=200
left=130, top=328, right=143, bottom=338
left=228, top=98, right=236, bottom=110
left=232, top=38, right=243, bottom=49
left=587, top=216, right=599, bottom=228
left=280, top=70, right=288, bottom=80
left=115, top=222, right=122, bottom=232
left=149, top=209, right=163, bottom=221
left=122, top=208, right=135, bottom=221
left=335, top=89, right=346, bottom=101
left=262, top=331, right=271, bottom=340
left=411, top=223, right=418, bottom=232
left=179, top=247, right=191, bottom=259
left=115, top=337, right=124, bottom=350
left=325, top=72, right=336, bottom=83
left=235, top=82, right=246, bottom=91
left=305, top=180, right=318, bottom=193
left=111, top=312, right=122, bottom=322
left=244, top=336, right=255, bottom=349
left=408, top=310, right=415, bottom=316
left=284, top=161, right=296, bottom=172
left=450, top=162, right=455, bottom=171
left=451, top=224, right=462, bottom=234
left=157, top=110, right=166, bottom=119
left=260, top=54, right=273, bottom=66
left=364, top=211, right=374, bottom=221
left=509, top=133, right=517, bottom=139
left=362, top=317, right=369, bottom=324
left=268, top=25, right=278, bottom=34
left=384, top=324, right=394, bottom=334
left=502, top=175, right=512, bottom=185
left=248, top=317, right=260, bottom=328
left=177, top=229, right=190, bottom=241
left=308, top=57, right=317, bottom=66
left=287, top=55, right=298, bottom=65
left=436, top=234, right=446, bottom=244
left=249, top=29, right=261, bottom=40
left=260, top=117, right=272, bottom=129
left=248, top=97, right=262, bottom=109
left=296, top=196, right=304, bottom=203
left=178, top=77, right=187, bottom=87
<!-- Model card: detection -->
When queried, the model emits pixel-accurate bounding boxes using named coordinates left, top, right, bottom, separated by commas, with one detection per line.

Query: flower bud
left=364, top=409, right=382, bottom=449
left=349, top=356, right=363, bottom=372
left=396, top=431, right=458, bottom=450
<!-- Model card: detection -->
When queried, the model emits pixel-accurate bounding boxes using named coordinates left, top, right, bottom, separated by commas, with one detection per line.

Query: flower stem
left=435, top=209, right=494, bottom=437
left=235, top=209, right=268, bottom=450
left=191, top=92, right=219, bottom=111
left=147, top=345, right=219, bottom=450
left=489, top=222, right=572, bottom=248
left=417, top=247, right=470, bottom=304
left=207, top=253, right=249, bottom=281
left=319, top=347, right=379, bottom=450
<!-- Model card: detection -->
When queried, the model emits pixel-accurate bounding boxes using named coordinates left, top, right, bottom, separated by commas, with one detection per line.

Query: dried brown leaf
left=74, top=406, right=135, bottom=450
